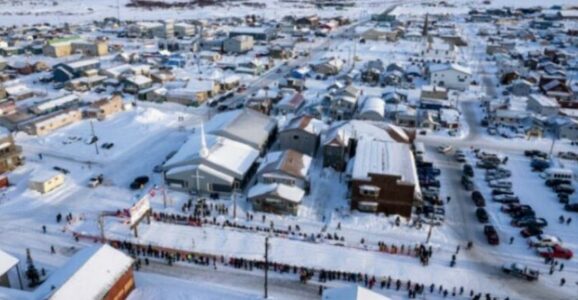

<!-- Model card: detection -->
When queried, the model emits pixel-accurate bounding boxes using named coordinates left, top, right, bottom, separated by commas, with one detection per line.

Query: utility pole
left=98, top=213, right=105, bottom=242
left=264, top=236, right=270, bottom=299
left=425, top=221, right=434, bottom=244
left=90, top=120, right=99, bottom=155
left=232, top=189, right=237, bottom=220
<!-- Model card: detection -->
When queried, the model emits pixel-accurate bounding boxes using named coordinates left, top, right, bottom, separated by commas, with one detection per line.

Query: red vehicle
left=538, top=245, right=573, bottom=260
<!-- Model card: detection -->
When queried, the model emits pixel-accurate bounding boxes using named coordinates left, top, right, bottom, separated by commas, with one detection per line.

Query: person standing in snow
left=567, top=218, right=572, bottom=225
left=42, top=225, right=46, bottom=234
left=509, top=237, right=514, bottom=244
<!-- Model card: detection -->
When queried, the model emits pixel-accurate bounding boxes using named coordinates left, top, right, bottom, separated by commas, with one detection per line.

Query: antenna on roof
left=199, top=122, right=209, bottom=158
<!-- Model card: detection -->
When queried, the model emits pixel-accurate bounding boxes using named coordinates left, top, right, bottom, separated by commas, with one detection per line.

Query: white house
left=527, top=94, right=560, bottom=117
left=429, top=63, right=472, bottom=91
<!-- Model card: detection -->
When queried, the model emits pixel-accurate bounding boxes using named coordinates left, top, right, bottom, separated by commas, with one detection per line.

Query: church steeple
left=199, top=122, right=208, bottom=158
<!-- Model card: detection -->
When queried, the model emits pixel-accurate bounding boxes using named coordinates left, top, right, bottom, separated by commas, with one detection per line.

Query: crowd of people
left=97, top=238, right=511, bottom=300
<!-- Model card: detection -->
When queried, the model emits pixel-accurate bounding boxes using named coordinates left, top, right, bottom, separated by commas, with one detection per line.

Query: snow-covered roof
left=322, top=285, right=391, bottom=300
left=0, top=249, right=18, bottom=276
left=258, top=150, right=312, bottom=179
left=66, top=59, right=99, bottom=70
left=528, top=94, right=559, bottom=108
left=322, top=120, right=409, bottom=147
left=248, top=183, right=305, bottom=203
left=429, top=63, right=472, bottom=75
left=207, top=109, right=276, bottom=150
left=32, top=94, right=78, bottom=113
left=30, top=169, right=62, bottom=182
left=126, top=75, right=152, bottom=86
left=283, top=115, right=327, bottom=135
left=351, top=137, right=417, bottom=187
left=165, top=133, right=259, bottom=178
left=360, top=97, right=385, bottom=117
left=34, top=244, right=133, bottom=300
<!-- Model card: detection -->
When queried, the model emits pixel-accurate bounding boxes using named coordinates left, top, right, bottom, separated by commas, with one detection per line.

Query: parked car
left=88, top=174, right=104, bottom=188
left=528, top=235, right=562, bottom=248
left=558, top=193, right=570, bottom=204
left=531, top=158, right=550, bottom=172
left=564, top=203, right=578, bottom=212
left=511, top=209, right=535, bottom=219
left=484, top=225, right=499, bottom=245
left=461, top=175, right=474, bottom=191
left=502, top=263, right=539, bottom=281
left=53, top=166, right=70, bottom=175
left=492, top=188, right=514, bottom=196
left=101, top=142, right=115, bottom=149
left=472, top=191, right=486, bottom=207
left=537, top=245, right=573, bottom=260
left=512, top=217, right=547, bottom=228
left=437, top=145, right=453, bottom=154
left=476, top=208, right=489, bottom=223
left=520, top=226, right=543, bottom=238
left=463, top=164, right=474, bottom=177
left=524, top=150, right=547, bottom=159
left=130, top=176, right=149, bottom=190
left=488, top=180, right=512, bottom=189
left=546, top=179, right=572, bottom=187
left=555, top=184, right=575, bottom=195
left=558, top=151, right=578, bottom=160
left=501, top=203, right=532, bottom=213
left=493, top=194, right=520, bottom=203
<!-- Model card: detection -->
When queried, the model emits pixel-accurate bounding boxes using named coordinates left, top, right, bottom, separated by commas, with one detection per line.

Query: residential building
left=428, top=63, right=472, bottom=91
left=349, top=137, right=418, bottom=217
left=322, top=121, right=411, bottom=171
left=85, top=95, right=124, bottom=120
left=53, top=59, right=101, bottom=83
left=29, top=94, right=80, bottom=115
left=229, top=27, right=276, bottom=41
left=23, top=109, right=82, bottom=136
left=256, top=150, right=312, bottom=189
left=557, top=119, right=578, bottom=141
left=279, top=115, right=327, bottom=156
left=356, top=97, right=385, bottom=121
left=527, top=94, right=560, bottom=117
left=275, top=92, right=305, bottom=115
left=0, top=249, right=18, bottom=289
left=223, top=35, right=254, bottom=54
left=29, top=170, right=65, bottom=193
left=0, top=127, right=22, bottom=174
left=122, top=75, right=153, bottom=94
left=248, top=183, right=305, bottom=215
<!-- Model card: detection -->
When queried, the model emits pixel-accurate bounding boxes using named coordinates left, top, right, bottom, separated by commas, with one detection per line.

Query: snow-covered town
left=0, top=0, right=577, bottom=299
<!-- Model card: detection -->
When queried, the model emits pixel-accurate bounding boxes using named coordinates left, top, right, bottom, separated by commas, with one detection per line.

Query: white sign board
left=129, top=196, right=151, bottom=227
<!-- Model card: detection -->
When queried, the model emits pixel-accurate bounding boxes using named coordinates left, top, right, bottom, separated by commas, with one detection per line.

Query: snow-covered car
left=502, top=263, right=539, bottom=281
left=537, top=245, right=573, bottom=260
left=501, top=203, right=531, bottom=213
left=488, top=180, right=512, bottom=189
left=528, top=235, right=562, bottom=248
left=437, top=145, right=453, bottom=154
left=492, top=194, right=519, bottom=203
left=512, top=217, right=547, bottom=228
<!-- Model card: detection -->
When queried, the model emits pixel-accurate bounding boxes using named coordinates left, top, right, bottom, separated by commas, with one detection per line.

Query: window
left=293, top=135, right=300, bottom=140
left=359, top=185, right=380, bottom=197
